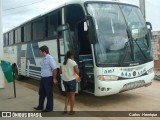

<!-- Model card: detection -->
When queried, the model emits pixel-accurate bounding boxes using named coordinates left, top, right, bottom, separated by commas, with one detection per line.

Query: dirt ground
left=16, top=79, right=160, bottom=120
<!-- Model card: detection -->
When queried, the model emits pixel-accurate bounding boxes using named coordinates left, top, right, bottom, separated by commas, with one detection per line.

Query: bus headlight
left=98, top=75, right=119, bottom=81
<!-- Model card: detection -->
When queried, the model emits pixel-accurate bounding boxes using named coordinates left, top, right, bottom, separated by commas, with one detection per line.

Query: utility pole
left=0, top=0, right=3, bottom=60
left=139, top=0, right=146, bottom=19
left=0, top=0, right=5, bottom=89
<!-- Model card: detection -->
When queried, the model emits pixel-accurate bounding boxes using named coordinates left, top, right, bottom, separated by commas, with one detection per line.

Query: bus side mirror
left=88, top=25, right=97, bottom=44
left=146, top=22, right=152, bottom=30
left=76, top=16, right=97, bottom=44
left=86, top=15, right=97, bottom=44
left=146, top=22, right=152, bottom=39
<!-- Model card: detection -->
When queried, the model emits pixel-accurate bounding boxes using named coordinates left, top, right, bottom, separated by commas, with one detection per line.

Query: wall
left=152, top=31, right=160, bottom=68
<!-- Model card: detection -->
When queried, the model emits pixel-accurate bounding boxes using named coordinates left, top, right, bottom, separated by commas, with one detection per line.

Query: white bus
left=3, top=0, right=154, bottom=96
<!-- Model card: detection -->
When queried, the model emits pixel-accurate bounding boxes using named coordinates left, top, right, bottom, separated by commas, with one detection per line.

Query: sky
left=1, top=0, right=160, bottom=32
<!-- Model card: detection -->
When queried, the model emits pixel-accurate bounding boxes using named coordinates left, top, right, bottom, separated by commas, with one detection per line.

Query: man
left=34, top=45, right=58, bottom=112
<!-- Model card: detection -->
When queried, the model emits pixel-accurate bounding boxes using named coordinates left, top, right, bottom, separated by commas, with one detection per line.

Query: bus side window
left=3, top=34, right=5, bottom=46
left=46, top=9, right=62, bottom=39
left=15, top=28, right=24, bottom=44
left=14, top=28, right=22, bottom=43
left=65, top=4, right=92, bottom=55
left=32, top=19, right=44, bottom=41
left=65, top=4, right=85, bottom=31
left=24, top=23, right=32, bottom=42
left=47, top=13, right=58, bottom=38
left=9, top=31, right=14, bottom=45
left=4, top=33, right=9, bottom=46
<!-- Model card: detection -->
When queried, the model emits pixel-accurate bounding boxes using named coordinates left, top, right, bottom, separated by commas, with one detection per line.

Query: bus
left=3, top=0, right=154, bottom=96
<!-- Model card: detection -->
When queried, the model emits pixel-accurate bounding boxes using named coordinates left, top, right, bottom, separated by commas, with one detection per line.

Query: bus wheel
left=13, top=66, right=22, bottom=80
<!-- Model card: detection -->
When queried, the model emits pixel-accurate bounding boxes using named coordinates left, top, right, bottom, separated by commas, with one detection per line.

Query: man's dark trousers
left=38, top=76, right=53, bottom=111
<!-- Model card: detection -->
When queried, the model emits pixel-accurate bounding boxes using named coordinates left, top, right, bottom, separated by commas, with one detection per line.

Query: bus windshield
left=86, top=3, right=152, bottom=66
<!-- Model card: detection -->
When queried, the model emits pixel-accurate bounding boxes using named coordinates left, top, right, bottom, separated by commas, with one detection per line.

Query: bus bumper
left=94, top=73, right=154, bottom=96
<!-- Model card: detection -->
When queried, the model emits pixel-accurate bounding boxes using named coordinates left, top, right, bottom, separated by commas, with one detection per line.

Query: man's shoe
left=34, top=107, right=43, bottom=110
left=41, top=109, right=52, bottom=112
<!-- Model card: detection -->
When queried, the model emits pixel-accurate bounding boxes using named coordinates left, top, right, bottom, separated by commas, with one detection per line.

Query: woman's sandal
left=63, top=111, right=67, bottom=114
left=63, top=108, right=67, bottom=114
left=69, top=111, right=75, bottom=115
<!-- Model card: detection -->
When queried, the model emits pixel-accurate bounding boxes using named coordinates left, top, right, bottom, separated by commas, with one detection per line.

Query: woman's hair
left=63, top=51, right=74, bottom=65
left=39, top=45, right=49, bottom=54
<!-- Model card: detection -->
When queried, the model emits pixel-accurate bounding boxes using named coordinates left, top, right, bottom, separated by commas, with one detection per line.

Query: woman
left=60, top=51, right=79, bottom=115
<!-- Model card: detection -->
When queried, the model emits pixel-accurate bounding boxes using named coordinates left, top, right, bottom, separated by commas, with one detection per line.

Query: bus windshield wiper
left=129, top=28, right=148, bottom=62
left=118, top=41, right=130, bottom=66
left=134, top=38, right=148, bottom=61
left=118, top=28, right=134, bottom=66
left=127, top=28, right=148, bottom=62
left=126, top=28, right=134, bottom=60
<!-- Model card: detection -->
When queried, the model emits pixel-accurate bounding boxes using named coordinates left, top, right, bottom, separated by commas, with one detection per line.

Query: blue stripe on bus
left=26, top=43, right=36, bottom=65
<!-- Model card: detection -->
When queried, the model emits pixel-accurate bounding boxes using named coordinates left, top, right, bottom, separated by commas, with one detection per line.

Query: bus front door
left=57, top=24, right=79, bottom=93
left=76, top=20, right=94, bottom=93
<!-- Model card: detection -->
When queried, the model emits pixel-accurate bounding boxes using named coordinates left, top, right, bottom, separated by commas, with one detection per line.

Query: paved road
left=16, top=79, right=160, bottom=120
